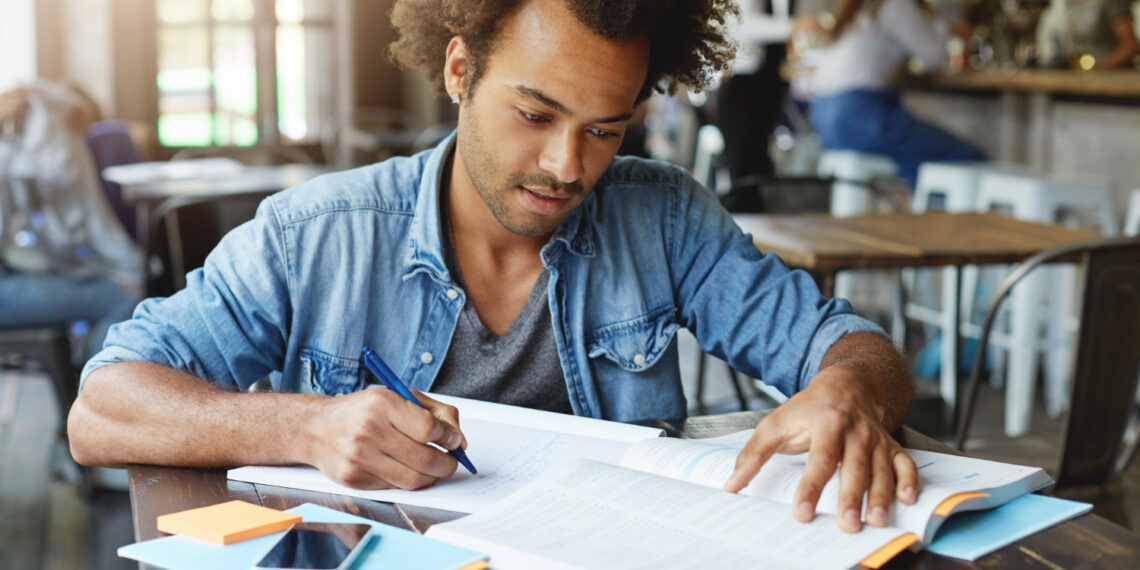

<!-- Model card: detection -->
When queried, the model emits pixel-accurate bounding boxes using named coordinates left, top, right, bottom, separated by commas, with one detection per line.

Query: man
left=68, top=0, right=916, bottom=533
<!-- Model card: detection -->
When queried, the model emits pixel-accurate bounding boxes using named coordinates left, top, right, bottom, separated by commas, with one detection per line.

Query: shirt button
left=421, top=352, right=434, bottom=364
left=446, top=288, right=460, bottom=300
left=633, top=353, right=647, bottom=366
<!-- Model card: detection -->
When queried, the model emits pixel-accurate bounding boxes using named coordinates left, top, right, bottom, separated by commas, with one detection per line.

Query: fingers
left=894, top=449, right=919, bottom=505
left=414, top=391, right=467, bottom=450
left=793, top=422, right=843, bottom=525
left=315, top=388, right=463, bottom=491
left=863, top=444, right=896, bottom=528
left=724, top=428, right=783, bottom=493
left=334, top=445, right=451, bottom=491
left=835, top=431, right=872, bottom=532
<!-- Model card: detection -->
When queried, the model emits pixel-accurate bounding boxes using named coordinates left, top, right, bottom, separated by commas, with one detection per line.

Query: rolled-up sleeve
left=80, top=197, right=291, bottom=391
left=669, top=176, right=885, bottom=397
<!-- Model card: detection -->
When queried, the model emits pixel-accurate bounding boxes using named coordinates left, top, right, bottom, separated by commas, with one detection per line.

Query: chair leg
left=1006, top=271, right=1042, bottom=437
left=694, top=348, right=708, bottom=415
left=725, top=363, right=749, bottom=411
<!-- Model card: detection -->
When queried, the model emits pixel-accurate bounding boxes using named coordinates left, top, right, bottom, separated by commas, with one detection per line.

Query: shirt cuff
left=79, top=345, right=151, bottom=391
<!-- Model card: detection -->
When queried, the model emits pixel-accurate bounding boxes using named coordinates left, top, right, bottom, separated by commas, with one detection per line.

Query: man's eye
left=519, top=111, right=546, bottom=122
left=589, top=127, right=619, bottom=139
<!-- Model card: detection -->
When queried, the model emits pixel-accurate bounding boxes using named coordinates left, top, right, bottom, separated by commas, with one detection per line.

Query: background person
left=0, top=81, right=142, bottom=362
left=806, top=0, right=986, bottom=189
left=1037, top=0, right=1140, bottom=70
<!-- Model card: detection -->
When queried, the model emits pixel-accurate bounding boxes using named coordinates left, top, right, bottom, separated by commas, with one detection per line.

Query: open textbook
left=227, top=394, right=665, bottom=513
left=425, top=430, right=1053, bottom=570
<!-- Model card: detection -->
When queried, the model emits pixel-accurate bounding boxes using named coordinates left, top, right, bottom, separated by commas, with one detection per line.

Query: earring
left=450, top=93, right=460, bottom=105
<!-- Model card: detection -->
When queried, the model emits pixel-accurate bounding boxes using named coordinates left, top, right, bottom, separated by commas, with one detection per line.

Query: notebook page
left=426, top=393, right=663, bottom=442
left=229, top=416, right=635, bottom=514
left=426, top=459, right=908, bottom=570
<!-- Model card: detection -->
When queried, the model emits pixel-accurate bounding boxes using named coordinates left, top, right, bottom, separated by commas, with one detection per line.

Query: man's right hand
left=302, top=386, right=468, bottom=491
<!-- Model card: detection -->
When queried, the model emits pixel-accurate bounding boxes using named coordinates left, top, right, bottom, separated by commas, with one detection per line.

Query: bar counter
left=918, top=69, right=1140, bottom=99
left=898, top=69, right=1140, bottom=219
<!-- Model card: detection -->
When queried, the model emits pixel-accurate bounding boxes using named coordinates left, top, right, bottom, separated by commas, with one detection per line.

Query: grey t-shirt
left=430, top=189, right=572, bottom=414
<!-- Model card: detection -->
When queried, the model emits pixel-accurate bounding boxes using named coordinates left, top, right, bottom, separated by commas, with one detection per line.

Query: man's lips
left=519, top=185, right=571, bottom=215
left=521, top=186, right=571, bottom=200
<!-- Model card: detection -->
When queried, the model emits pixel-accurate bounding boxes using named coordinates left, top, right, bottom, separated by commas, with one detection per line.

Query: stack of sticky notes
left=156, top=500, right=302, bottom=545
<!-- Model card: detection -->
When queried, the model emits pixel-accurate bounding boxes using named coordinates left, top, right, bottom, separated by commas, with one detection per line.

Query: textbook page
left=619, top=430, right=1051, bottom=539
left=228, top=397, right=663, bottom=514
left=426, top=459, right=911, bottom=570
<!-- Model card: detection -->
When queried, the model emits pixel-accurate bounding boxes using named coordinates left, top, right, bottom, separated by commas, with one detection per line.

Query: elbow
left=66, top=369, right=123, bottom=467
left=66, top=391, right=102, bottom=466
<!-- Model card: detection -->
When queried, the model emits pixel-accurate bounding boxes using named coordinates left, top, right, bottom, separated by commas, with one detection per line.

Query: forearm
left=67, top=361, right=325, bottom=468
left=1098, top=18, right=1140, bottom=70
left=1096, top=46, right=1139, bottom=70
left=817, top=332, right=914, bottom=432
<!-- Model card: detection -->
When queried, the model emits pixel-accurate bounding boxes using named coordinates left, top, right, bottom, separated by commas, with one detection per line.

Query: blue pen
left=361, top=346, right=478, bottom=475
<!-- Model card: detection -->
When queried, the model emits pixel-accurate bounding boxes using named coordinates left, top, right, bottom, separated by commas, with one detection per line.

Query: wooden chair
left=954, top=236, right=1140, bottom=492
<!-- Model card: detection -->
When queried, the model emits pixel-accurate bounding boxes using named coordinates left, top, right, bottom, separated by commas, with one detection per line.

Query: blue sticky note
left=927, top=494, right=1092, bottom=561
left=119, top=502, right=486, bottom=570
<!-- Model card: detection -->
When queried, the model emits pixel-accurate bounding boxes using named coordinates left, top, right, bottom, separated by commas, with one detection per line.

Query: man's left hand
left=723, top=365, right=918, bottom=533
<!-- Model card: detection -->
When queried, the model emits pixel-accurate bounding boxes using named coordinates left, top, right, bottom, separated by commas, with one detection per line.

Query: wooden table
left=734, top=211, right=1101, bottom=430
left=734, top=211, right=1100, bottom=284
left=127, top=415, right=1140, bottom=569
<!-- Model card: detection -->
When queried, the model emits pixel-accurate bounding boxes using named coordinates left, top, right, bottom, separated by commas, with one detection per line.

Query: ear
left=444, top=36, right=470, bottom=100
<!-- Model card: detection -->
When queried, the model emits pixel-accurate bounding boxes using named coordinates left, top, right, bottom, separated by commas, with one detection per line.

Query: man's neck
left=445, top=155, right=548, bottom=270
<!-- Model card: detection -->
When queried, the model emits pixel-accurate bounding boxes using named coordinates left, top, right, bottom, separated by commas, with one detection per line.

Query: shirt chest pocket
left=299, top=349, right=370, bottom=395
left=586, top=306, right=679, bottom=372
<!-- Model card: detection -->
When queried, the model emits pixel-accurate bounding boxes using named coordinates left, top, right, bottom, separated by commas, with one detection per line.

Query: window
left=155, top=0, right=336, bottom=147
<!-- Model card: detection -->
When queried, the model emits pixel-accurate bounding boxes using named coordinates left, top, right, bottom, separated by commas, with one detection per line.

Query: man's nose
left=538, top=129, right=584, bottom=185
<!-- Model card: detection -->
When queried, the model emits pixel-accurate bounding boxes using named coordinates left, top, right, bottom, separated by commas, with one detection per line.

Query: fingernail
left=904, top=486, right=916, bottom=501
left=871, top=506, right=887, bottom=524
left=445, top=431, right=461, bottom=450
left=844, top=509, right=861, bottom=527
left=796, top=501, right=813, bottom=521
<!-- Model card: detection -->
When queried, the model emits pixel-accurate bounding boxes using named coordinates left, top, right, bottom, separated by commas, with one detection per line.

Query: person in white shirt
left=806, top=0, right=985, bottom=188
left=1037, top=0, right=1139, bottom=70
left=0, top=81, right=142, bottom=361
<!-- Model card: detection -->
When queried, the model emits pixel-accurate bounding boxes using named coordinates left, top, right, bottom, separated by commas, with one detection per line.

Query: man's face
left=447, top=0, right=650, bottom=238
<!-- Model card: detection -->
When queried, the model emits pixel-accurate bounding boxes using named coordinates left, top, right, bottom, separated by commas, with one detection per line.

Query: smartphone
left=254, top=522, right=375, bottom=570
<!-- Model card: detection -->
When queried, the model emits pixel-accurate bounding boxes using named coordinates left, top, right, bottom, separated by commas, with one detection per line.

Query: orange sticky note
left=156, top=500, right=302, bottom=545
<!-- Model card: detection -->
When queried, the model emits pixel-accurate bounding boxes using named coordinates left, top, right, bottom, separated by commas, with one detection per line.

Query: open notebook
left=426, top=430, right=1053, bottom=570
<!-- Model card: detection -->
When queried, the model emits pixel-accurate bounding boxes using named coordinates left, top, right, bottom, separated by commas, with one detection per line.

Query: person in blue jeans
left=69, top=0, right=919, bottom=533
left=806, top=0, right=986, bottom=188
left=0, top=82, right=141, bottom=362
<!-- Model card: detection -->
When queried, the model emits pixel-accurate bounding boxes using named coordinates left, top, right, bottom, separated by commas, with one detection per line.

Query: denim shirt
left=82, top=133, right=882, bottom=422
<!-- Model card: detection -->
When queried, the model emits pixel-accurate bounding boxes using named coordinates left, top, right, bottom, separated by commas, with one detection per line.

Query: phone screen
left=255, top=522, right=374, bottom=570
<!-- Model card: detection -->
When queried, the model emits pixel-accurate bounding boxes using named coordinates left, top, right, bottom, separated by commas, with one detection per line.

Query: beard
left=455, top=107, right=586, bottom=238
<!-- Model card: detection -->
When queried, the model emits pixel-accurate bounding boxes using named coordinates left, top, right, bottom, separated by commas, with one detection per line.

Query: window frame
left=153, top=0, right=343, bottom=150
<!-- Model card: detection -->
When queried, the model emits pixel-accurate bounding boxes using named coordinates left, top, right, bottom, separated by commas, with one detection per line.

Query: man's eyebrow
left=510, top=85, right=634, bottom=124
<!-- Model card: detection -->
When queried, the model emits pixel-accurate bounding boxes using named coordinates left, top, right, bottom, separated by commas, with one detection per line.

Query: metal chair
left=954, top=236, right=1140, bottom=492
left=0, top=325, right=77, bottom=424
